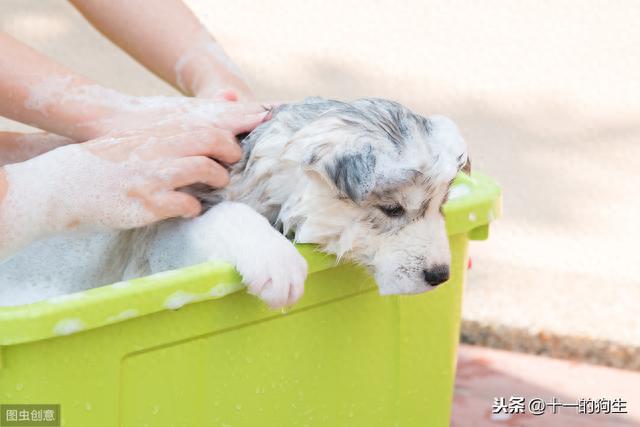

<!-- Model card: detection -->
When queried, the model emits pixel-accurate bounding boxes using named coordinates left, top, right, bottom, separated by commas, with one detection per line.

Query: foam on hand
left=0, top=144, right=161, bottom=259
left=23, top=75, right=243, bottom=137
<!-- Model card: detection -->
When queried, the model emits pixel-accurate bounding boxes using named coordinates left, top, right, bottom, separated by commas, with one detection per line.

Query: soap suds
left=0, top=168, right=7, bottom=204
left=53, top=318, right=85, bottom=336
left=151, top=269, right=184, bottom=280
left=174, top=30, right=244, bottom=95
left=210, top=283, right=240, bottom=297
left=110, top=281, right=131, bottom=289
left=46, top=292, right=85, bottom=304
left=0, top=146, right=158, bottom=258
left=0, top=231, right=116, bottom=306
left=106, top=309, right=138, bottom=323
left=164, top=290, right=195, bottom=309
left=24, top=75, right=74, bottom=115
left=448, top=183, right=471, bottom=200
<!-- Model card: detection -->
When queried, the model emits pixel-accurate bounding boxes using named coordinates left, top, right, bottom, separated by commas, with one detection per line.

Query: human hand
left=46, top=84, right=267, bottom=142
left=0, top=91, right=273, bottom=257
left=0, top=125, right=250, bottom=257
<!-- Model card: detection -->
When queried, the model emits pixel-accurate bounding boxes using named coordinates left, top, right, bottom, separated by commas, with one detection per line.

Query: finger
left=165, top=156, right=231, bottom=189
left=218, top=89, right=239, bottom=102
left=150, top=191, right=203, bottom=220
left=201, top=88, right=240, bottom=102
left=223, top=102, right=269, bottom=115
left=223, top=111, right=270, bottom=135
left=182, top=129, right=243, bottom=163
left=142, top=129, right=243, bottom=164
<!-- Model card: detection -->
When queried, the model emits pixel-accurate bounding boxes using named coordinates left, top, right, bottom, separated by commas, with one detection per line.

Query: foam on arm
left=0, top=32, right=116, bottom=140
left=69, top=0, right=252, bottom=100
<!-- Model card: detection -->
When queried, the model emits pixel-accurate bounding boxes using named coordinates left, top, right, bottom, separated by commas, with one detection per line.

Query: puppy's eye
left=378, top=204, right=405, bottom=218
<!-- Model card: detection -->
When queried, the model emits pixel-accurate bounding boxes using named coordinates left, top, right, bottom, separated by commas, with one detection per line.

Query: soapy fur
left=0, top=97, right=468, bottom=309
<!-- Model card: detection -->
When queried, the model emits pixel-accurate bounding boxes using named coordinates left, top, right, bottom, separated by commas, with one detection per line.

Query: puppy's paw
left=236, top=235, right=308, bottom=310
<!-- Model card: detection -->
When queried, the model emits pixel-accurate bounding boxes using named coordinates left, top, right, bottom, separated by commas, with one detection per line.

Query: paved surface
left=454, top=344, right=640, bottom=426
left=1, top=2, right=639, bottom=365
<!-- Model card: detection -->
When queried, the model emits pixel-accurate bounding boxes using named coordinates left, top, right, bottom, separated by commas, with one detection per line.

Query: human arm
left=0, top=31, right=111, bottom=141
left=0, top=132, right=73, bottom=166
left=68, top=0, right=253, bottom=101
left=0, top=31, right=264, bottom=142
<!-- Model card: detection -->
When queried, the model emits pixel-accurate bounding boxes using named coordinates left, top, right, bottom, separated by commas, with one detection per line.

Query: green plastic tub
left=0, top=172, right=500, bottom=427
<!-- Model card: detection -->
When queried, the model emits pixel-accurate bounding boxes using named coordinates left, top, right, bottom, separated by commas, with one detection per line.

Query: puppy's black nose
left=423, top=265, right=450, bottom=287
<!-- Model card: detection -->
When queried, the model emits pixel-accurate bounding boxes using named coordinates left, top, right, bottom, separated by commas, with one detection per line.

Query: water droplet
left=15, top=383, right=23, bottom=391
left=85, top=402, right=92, bottom=411
left=235, top=403, right=242, bottom=410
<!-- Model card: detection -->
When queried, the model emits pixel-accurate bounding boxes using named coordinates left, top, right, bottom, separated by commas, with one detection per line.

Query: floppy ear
left=324, top=145, right=377, bottom=202
left=304, top=143, right=377, bottom=203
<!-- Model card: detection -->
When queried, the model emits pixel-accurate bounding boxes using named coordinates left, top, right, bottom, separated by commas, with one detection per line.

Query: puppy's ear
left=305, top=143, right=377, bottom=203
left=325, top=145, right=377, bottom=202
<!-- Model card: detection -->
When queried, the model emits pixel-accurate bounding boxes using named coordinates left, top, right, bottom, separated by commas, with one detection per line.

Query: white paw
left=236, top=234, right=308, bottom=310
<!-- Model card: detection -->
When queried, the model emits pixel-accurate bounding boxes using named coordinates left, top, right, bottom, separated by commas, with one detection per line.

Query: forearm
left=0, top=32, right=120, bottom=140
left=0, top=132, right=74, bottom=166
left=69, top=0, right=253, bottom=99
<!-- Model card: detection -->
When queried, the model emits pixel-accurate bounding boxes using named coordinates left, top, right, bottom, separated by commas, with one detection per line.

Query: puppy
left=0, top=98, right=468, bottom=309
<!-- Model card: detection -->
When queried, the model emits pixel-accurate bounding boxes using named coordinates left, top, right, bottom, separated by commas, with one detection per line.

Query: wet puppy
left=0, top=98, right=468, bottom=309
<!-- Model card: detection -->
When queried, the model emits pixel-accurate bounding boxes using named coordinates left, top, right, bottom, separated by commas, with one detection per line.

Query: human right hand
left=84, top=94, right=268, bottom=140
left=0, top=125, right=254, bottom=257
left=23, top=126, right=244, bottom=227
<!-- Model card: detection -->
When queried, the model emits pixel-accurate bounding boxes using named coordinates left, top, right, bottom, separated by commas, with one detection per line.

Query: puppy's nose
left=422, top=265, right=450, bottom=286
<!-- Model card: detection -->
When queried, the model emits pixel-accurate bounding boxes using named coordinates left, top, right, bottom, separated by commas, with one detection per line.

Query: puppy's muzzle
left=422, top=264, right=450, bottom=287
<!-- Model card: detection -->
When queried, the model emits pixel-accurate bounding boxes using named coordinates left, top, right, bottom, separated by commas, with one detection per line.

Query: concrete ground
left=454, top=344, right=640, bottom=426
left=1, top=2, right=639, bottom=365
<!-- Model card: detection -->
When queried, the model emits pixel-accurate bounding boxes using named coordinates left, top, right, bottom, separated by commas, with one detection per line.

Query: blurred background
left=1, top=1, right=639, bottom=425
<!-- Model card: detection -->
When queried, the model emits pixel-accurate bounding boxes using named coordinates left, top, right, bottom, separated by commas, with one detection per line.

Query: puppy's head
left=287, top=99, right=468, bottom=295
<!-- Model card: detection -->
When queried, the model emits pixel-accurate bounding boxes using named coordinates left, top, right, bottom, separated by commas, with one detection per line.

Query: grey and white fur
left=0, top=97, right=469, bottom=309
